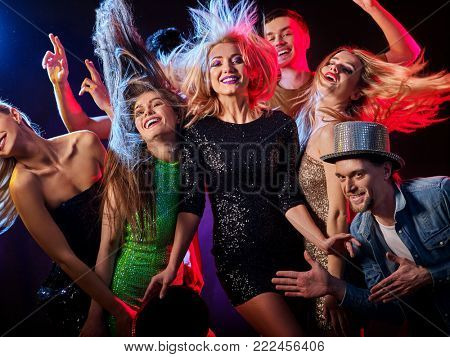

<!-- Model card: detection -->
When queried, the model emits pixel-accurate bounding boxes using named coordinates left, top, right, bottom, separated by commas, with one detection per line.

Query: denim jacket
left=341, top=176, right=450, bottom=334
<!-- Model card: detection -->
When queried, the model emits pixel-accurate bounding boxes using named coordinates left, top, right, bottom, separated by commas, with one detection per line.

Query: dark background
left=0, top=0, right=448, bottom=336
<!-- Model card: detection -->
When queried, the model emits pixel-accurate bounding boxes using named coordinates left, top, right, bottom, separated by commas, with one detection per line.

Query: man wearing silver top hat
left=273, top=121, right=450, bottom=336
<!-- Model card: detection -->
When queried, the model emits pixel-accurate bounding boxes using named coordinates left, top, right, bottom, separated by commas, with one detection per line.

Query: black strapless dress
left=180, top=111, right=307, bottom=306
left=36, top=181, right=101, bottom=336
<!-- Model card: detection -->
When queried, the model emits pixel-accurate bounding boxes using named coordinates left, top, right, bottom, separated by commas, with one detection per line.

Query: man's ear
left=10, top=108, right=22, bottom=125
left=383, top=161, right=393, bottom=180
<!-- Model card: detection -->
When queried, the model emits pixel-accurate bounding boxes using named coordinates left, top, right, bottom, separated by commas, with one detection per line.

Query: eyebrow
left=265, top=26, right=292, bottom=36
left=330, top=57, right=357, bottom=71
left=209, top=53, right=242, bottom=61
left=134, top=97, right=162, bottom=110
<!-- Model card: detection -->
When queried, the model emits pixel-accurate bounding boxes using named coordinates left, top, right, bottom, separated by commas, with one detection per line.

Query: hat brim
left=320, top=150, right=404, bottom=170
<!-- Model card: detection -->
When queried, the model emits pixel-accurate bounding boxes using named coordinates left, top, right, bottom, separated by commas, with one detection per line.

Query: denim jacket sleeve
left=428, top=177, right=450, bottom=288
left=340, top=224, right=405, bottom=321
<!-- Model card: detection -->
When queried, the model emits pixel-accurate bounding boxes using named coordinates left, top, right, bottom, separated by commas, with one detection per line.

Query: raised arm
left=353, top=0, right=421, bottom=64
left=10, top=170, right=133, bottom=336
left=42, top=34, right=112, bottom=139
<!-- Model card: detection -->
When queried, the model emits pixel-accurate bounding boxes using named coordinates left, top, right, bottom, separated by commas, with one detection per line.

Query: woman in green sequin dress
left=79, top=0, right=191, bottom=336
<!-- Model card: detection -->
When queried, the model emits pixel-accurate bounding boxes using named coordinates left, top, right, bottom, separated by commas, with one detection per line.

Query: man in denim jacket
left=273, top=122, right=450, bottom=336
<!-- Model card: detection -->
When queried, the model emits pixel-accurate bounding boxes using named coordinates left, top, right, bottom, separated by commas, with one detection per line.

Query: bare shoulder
left=9, top=165, right=40, bottom=198
left=54, top=130, right=105, bottom=163
left=317, top=122, right=338, bottom=140
left=317, top=122, right=339, bottom=156
left=51, top=130, right=102, bottom=148
left=73, top=130, right=103, bottom=148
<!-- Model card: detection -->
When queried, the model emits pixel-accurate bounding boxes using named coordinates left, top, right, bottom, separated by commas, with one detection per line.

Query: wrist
left=419, top=266, right=433, bottom=286
left=327, top=275, right=346, bottom=301
left=53, top=78, right=69, bottom=90
left=362, top=0, right=382, bottom=15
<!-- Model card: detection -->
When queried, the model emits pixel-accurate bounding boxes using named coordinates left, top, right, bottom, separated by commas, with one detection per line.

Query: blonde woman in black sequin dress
left=145, top=0, right=359, bottom=337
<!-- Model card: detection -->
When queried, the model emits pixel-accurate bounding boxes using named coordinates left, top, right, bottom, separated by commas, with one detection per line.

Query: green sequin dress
left=108, top=160, right=179, bottom=334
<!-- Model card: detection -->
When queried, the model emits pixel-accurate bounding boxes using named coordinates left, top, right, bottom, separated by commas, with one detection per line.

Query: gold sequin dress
left=298, top=152, right=333, bottom=335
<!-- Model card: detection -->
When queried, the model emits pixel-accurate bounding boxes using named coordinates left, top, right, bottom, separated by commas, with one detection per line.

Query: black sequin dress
left=180, top=111, right=306, bottom=306
left=36, top=181, right=101, bottom=336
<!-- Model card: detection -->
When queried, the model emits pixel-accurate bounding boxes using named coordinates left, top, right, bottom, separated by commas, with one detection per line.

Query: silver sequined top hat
left=320, top=121, right=405, bottom=170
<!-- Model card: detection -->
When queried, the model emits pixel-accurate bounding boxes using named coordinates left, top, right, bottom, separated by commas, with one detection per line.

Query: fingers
left=49, top=33, right=59, bottom=54
left=49, top=34, right=66, bottom=58
left=386, top=252, right=400, bottom=264
left=272, top=277, right=298, bottom=285
left=345, top=241, right=355, bottom=258
left=143, top=278, right=159, bottom=303
left=275, top=284, right=300, bottom=292
left=350, top=238, right=361, bottom=247
left=42, top=51, right=54, bottom=69
left=159, top=281, right=169, bottom=299
left=275, top=271, right=300, bottom=279
left=284, top=292, right=306, bottom=298
left=54, top=35, right=66, bottom=58
left=370, top=286, right=402, bottom=303
left=370, top=275, right=394, bottom=294
left=85, top=59, right=101, bottom=82
left=79, top=78, right=95, bottom=96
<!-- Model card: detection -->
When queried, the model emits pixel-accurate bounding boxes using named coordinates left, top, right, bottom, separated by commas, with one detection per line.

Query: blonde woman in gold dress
left=295, top=44, right=450, bottom=335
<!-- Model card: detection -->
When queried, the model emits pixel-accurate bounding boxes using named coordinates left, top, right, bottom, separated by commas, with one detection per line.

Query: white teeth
left=221, top=76, right=239, bottom=84
left=278, top=50, right=289, bottom=56
left=325, top=74, right=336, bottom=82
left=144, top=118, right=159, bottom=129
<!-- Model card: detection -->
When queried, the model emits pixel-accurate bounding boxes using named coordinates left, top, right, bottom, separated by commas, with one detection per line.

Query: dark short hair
left=134, top=286, right=209, bottom=337
left=341, top=154, right=402, bottom=184
left=145, top=27, right=183, bottom=59
left=264, top=8, right=309, bottom=35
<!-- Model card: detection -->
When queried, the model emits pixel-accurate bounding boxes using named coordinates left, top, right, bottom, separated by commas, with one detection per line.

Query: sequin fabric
left=37, top=181, right=102, bottom=336
left=298, top=152, right=333, bottom=335
left=180, top=111, right=306, bottom=306
left=108, top=160, right=179, bottom=335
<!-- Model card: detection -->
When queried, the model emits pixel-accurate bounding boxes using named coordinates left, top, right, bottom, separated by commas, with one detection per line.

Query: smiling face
left=335, top=158, right=392, bottom=213
left=317, top=50, right=363, bottom=104
left=208, top=42, right=249, bottom=99
left=0, top=107, right=21, bottom=158
left=264, top=16, right=309, bottom=68
left=133, top=91, right=178, bottom=145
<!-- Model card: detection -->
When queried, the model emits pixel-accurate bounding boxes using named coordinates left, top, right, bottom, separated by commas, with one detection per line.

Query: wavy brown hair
left=94, top=0, right=184, bottom=240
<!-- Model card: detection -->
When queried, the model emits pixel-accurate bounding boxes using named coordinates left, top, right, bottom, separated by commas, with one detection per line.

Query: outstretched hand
left=272, top=251, right=331, bottom=298
left=42, top=33, right=68, bottom=85
left=369, top=252, right=432, bottom=303
left=79, top=60, right=112, bottom=115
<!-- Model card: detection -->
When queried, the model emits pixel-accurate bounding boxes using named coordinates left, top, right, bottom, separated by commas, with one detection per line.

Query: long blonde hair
left=172, top=0, right=278, bottom=126
left=0, top=101, right=39, bottom=234
left=296, top=47, right=450, bottom=149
